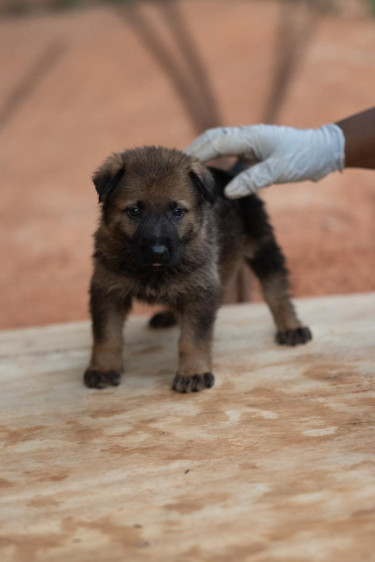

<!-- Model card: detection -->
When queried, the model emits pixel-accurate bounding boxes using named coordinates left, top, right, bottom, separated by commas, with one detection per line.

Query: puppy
left=84, top=146, right=311, bottom=392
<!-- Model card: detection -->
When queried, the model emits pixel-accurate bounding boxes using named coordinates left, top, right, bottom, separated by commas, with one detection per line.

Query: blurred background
left=0, top=0, right=374, bottom=329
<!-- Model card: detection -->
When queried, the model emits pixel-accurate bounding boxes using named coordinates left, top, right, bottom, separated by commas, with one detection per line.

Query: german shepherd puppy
left=84, top=146, right=311, bottom=392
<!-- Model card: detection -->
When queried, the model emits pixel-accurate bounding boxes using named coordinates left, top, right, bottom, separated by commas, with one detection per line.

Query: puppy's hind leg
left=247, top=239, right=312, bottom=346
left=238, top=195, right=311, bottom=346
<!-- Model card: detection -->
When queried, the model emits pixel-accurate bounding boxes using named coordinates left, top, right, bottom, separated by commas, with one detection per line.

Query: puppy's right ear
left=92, top=153, right=125, bottom=203
left=189, top=160, right=216, bottom=204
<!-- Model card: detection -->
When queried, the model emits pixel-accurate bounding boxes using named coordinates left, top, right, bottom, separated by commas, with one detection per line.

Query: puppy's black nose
left=150, top=245, right=169, bottom=262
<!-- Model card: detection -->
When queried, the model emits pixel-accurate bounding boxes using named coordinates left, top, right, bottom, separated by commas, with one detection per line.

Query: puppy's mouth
left=149, top=262, right=168, bottom=271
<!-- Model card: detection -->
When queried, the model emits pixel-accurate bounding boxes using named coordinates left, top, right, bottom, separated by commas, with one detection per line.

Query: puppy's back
left=208, top=167, right=273, bottom=276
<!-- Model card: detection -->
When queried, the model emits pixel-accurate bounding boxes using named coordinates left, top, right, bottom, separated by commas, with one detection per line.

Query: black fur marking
left=203, top=372, right=215, bottom=388
left=208, top=166, right=275, bottom=241
left=94, top=167, right=125, bottom=203
left=172, top=372, right=215, bottom=393
left=276, top=327, right=312, bottom=346
left=248, top=241, right=287, bottom=280
left=84, top=369, right=122, bottom=389
left=189, top=171, right=215, bottom=204
left=237, top=196, right=274, bottom=240
left=149, top=311, right=177, bottom=329
left=207, top=167, right=233, bottom=198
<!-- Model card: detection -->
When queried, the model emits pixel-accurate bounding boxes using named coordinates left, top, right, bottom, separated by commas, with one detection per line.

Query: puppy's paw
left=172, top=372, right=215, bottom=393
left=276, top=326, right=312, bottom=346
left=84, top=368, right=121, bottom=389
left=149, top=311, right=177, bottom=329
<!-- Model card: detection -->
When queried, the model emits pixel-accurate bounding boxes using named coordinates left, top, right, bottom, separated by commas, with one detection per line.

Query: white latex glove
left=185, top=124, right=345, bottom=198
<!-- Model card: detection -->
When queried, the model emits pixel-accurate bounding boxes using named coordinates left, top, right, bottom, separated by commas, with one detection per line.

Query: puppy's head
left=93, top=146, right=215, bottom=271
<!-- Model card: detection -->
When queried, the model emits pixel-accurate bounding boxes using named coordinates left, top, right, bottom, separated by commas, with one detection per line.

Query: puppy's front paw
left=172, top=372, right=215, bottom=393
left=276, top=326, right=312, bottom=346
left=84, top=368, right=121, bottom=389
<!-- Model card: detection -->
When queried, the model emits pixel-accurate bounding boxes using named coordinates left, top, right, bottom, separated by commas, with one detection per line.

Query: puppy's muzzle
left=134, top=230, right=181, bottom=269
left=150, top=244, right=169, bottom=266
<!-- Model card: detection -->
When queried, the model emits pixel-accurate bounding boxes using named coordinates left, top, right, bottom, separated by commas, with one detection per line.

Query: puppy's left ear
left=189, top=161, right=215, bottom=204
left=92, top=153, right=125, bottom=203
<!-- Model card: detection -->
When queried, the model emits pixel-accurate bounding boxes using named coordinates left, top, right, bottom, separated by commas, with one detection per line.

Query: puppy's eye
left=127, top=207, right=141, bottom=219
left=172, top=207, right=185, bottom=218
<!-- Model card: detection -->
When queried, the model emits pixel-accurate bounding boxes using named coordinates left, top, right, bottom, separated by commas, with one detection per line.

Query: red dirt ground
left=0, top=0, right=374, bottom=329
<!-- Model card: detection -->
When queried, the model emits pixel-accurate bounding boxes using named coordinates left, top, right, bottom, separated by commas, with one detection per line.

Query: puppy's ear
left=189, top=161, right=215, bottom=204
left=92, top=153, right=125, bottom=203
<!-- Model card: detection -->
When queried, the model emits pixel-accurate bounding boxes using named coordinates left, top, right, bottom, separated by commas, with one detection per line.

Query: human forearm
left=336, top=107, right=375, bottom=169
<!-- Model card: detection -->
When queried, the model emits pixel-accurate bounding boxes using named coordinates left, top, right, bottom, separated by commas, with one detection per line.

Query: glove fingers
left=185, top=128, right=231, bottom=161
left=185, top=127, right=257, bottom=163
left=224, top=163, right=275, bottom=198
left=184, top=128, right=222, bottom=159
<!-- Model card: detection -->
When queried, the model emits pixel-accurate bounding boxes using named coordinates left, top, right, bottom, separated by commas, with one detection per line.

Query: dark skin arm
left=336, top=107, right=375, bottom=170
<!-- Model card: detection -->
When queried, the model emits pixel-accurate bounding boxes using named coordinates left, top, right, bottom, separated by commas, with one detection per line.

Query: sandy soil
left=0, top=0, right=374, bottom=329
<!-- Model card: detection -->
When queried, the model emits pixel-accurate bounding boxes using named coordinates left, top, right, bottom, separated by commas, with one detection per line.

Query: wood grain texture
left=0, top=293, right=374, bottom=562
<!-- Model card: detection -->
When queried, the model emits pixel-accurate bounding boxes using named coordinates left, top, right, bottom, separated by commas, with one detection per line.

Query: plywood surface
left=0, top=293, right=374, bottom=561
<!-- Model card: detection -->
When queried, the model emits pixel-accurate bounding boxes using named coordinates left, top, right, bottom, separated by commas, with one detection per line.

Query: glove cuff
left=311, top=124, right=346, bottom=181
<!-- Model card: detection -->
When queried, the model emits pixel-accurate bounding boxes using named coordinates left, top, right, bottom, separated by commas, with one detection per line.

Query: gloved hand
left=185, top=124, right=345, bottom=198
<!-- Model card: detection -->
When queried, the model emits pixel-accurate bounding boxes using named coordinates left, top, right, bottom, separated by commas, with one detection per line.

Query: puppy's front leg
left=84, top=283, right=132, bottom=389
left=173, top=290, right=220, bottom=393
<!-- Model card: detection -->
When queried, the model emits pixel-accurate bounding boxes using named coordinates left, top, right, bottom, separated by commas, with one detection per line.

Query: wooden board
left=0, top=293, right=374, bottom=562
